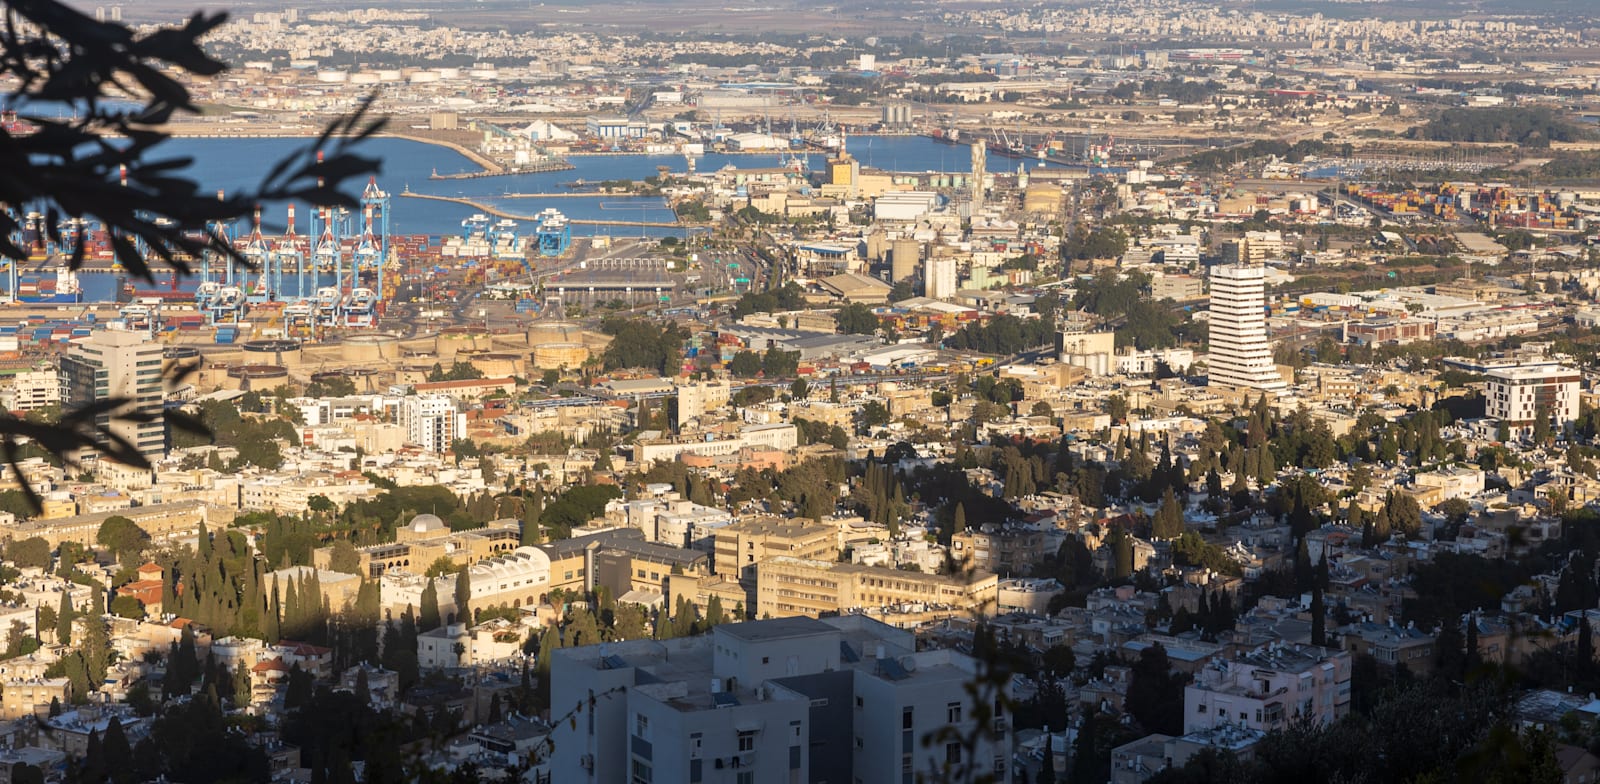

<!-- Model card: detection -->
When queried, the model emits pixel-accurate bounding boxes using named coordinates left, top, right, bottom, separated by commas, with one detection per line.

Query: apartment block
left=398, top=394, right=465, bottom=453
left=713, top=518, right=839, bottom=582
left=59, top=330, right=165, bottom=465
left=951, top=525, right=1049, bottom=574
left=549, top=615, right=1012, bottom=784
left=1183, top=644, right=1351, bottom=734
left=1485, top=363, right=1580, bottom=437
left=755, top=557, right=997, bottom=619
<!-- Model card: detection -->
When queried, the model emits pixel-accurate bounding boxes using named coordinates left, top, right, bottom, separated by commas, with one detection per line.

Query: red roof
left=252, top=657, right=289, bottom=674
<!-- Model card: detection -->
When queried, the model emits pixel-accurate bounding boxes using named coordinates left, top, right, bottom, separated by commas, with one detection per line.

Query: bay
left=158, top=134, right=1055, bottom=239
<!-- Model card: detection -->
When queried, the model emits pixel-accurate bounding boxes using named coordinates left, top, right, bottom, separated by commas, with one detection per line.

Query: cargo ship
left=16, top=269, right=82, bottom=304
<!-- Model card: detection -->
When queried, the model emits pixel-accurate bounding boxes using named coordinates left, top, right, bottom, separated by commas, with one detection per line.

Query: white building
left=398, top=395, right=465, bottom=453
left=549, top=615, right=1012, bottom=784
left=59, top=330, right=166, bottom=464
left=925, top=256, right=958, bottom=300
left=874, top=191, right=941, bottom=222
left=1206, top=264, right=1286, bottom=391
left=0, top=368, right=59, bottom=412
left=1185, top=644, right=1351, bottom=734
left=418, top=619, right=531, bottom=669
left=1485, top=364, right=1580, bottom=437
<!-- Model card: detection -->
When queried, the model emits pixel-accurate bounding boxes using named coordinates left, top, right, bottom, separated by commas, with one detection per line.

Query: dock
left=398, top=192, right=705, bottom=229
left=427, top=159, right=575, bottom=179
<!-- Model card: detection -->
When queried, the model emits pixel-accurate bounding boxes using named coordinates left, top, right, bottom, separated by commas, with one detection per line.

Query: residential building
left=1206, top=264, right=1286, bottom=391
left=548, top=615, right=1011, bottom=784
left=1485, top=364, right=1580, bottom=437
left=1184, top=644, right=1351, bottom=734
left=539, top=528, right=710, bottom=600
left=0, top=367, right=59, bottom=412
left=338, top=516, right=522, bottom=579
left=398, top=395, right=466, bottom=453
left=59, top=330, right=166, bottom=465
left=0, top=678, right=69, bottom=719
left=1151, top=275, right=1205, bottom=302
left=1340, top=622, right=1436, bottom=677
left=676, top=380, right=732, bottom=428
left=713, top=518, right=838, bottom=582
left=755, top=557, right=998, bottom=619
left=951, top=525, right=1049, bottom=574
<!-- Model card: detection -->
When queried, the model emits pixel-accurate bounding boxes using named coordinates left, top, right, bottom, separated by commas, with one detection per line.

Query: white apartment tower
left=1206, top=263, right=1286, bottom=391
left=398, top=395, right=465, bottom=453
left=59, top=330, right=165, bottom=465
left=1485, top=364, right=1580, bottom=437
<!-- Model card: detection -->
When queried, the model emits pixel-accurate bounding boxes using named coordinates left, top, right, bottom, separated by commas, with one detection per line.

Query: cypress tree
left=453, top=569, right=472, bottom=626
left=102, top=717, right=132, bottom=783
left=233, top=664, right=253, bottom=708
left=419, top=579, right=441, bottom=632
left=521, top=491, right=544, bottom=545
left=283, top=578, right=301, bottom=640
left=81, top=730, right=104, bottom=784
left=1153, top=487, right=1182, bottom=540
left=55, top=592, right=71, bottom=646
left=264, top=591, right=281, bottom=644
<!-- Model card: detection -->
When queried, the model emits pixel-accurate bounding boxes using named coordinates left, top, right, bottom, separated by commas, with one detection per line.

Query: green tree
left=96, top=516, right=149, bottom=565
left=419, top=579, right=441, bottom=632
left=453, top=568, right=472, bottom=625
left=110, top=595, right=143, bottom=620
left=326, top=539, right=361, bottom=575
left=834, top=303, right=880, bottom=334
left=5, top=537, right=50, bottom=570
left=1152, top=487, right=1183, bottom=540
left=728, top=350, right=763, bottom=377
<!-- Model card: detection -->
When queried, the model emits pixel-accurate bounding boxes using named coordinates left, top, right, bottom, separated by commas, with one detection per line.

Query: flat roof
left=715, top=616, right=837, bottom=643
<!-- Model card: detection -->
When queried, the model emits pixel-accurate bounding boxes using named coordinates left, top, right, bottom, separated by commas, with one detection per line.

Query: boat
left=17, top=269, right=82, bottom=304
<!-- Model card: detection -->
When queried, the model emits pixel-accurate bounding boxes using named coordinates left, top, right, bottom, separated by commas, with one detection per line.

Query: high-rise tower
left=1206, top=264, right=1286, bottom=391
left=59, top=330, right=166, bottom=465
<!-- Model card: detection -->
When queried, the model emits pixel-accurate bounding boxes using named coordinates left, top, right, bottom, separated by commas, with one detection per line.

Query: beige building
left=324, top=516, right=522, bottom=578
left=713, top=518, right=838, bottom=582
left=951, top=525, right=1050, bottom=574
left=675, top=379, right=731, bottom=428
left=241, top=471, right=377, bottom=515
left=3, top=500, right=231, bottom=549
left=755, top=557, right=997, bottom=619
left=0, top=678, right=70, bottom=719
left=59, top=330, right=165, bottom=466
left=539, top=528, right=710, bottom=599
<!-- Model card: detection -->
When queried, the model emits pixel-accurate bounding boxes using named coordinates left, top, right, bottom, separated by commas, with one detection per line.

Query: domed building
left=398, top=513, right=449, bottom=543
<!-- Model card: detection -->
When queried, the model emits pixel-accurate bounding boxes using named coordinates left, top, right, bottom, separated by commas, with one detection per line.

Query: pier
left=427, top=160, right=575, bottom=180
left=398, top=192, right=704, bottom=229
